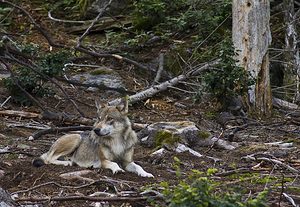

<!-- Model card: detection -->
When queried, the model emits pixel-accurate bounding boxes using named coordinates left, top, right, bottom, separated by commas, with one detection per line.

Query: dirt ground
left=1, top=1, right=300, bottom=206
left=1, top=81, right=300, bottom=206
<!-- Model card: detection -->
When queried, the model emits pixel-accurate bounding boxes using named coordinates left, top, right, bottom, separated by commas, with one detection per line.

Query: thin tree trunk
left=232, top=0, right=272, bottom=116
left=283, top=0, right=300, bottom=102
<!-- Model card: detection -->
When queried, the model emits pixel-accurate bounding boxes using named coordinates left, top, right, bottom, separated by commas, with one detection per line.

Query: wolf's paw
left=62, top=161, right=73, bottom=166
left=139, top=171, right=154, bottom=178
left=108, top=162, right=124, bottom=174
left=112, top=168, right=125, bottom=174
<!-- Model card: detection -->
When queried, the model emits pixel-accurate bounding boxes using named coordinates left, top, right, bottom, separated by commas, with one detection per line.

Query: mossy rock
left=198, top=130, right=211, bottom=139
left=89, top=68, right=114, bottom=76
left=138, top=121, right=212, bottom=148
left=154, top=130, right=181, bottom=148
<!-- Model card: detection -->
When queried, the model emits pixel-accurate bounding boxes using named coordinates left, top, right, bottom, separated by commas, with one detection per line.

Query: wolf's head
left=93, top=98, right=132, bottom=140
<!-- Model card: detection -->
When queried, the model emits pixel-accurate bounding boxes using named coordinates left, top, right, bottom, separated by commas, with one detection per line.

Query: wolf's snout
left=94, top=127, right=111, bottom=136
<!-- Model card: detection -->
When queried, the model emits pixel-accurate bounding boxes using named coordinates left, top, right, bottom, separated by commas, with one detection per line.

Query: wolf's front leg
left=102, top=160, right=124, bottom=174
left=125, top=162, right=154, bottom=178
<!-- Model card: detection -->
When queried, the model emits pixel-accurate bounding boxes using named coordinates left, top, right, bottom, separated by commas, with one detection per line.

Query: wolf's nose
left=93, top=128, right=101, bottom=136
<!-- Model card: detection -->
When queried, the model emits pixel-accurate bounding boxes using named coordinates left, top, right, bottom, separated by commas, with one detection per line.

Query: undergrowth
left=156, top=160, right=268, bottom=207
left=4, top=45, right=71, bottom=105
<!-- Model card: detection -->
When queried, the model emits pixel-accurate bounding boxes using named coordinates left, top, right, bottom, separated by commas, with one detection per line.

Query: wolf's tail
left=32, top=158, right=45, bottom=167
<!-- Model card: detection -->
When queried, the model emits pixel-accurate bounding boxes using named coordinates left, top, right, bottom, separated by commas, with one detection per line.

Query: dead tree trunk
left=283, top=0, right=300, bottom=102
left=232, top=0, right=272, bottom=117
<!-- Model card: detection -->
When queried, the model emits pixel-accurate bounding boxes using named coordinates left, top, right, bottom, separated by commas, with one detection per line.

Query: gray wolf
left=32, top=99, right=153, bottom=178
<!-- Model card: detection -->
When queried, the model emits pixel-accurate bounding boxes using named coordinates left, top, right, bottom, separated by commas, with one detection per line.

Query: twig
left=48, top=10, right=90, bottom=24
left=0, top=60, right=46, bottom=111
left=75, top=46, right=156, bottom=73
left=204, top=130, right=224, bottom=153
left=30, top=126, right=93, bottom=140
left=4, top=55, right=85, bottom=116
left=283, top=193, right=298, bottom=207
left=0, top=96, right=11, bottom=108
left=12, top=181, right=94, bottom=195
left=0, top=0, right=65, bottom=48
left=278, top=173, right=285, bottom=207
left=256, top=157, right=300, bottom=174
left=215, top=168, right=253, bottom=176
left=15, top=195, right=158, bottom=202
left=77, top=0, right=113, bottom=47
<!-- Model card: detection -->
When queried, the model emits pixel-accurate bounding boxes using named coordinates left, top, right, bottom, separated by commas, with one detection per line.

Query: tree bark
left=283, top=0, right=300, bottom=102
left=232, top=0, right=272, bottom=116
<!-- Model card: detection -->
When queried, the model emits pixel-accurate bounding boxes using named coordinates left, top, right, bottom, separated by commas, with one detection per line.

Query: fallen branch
left=273, top=97, right=299, bottom=110
left=56, top=77, right=134, bottom=95
left=0, top=61, right=46, bottom=111
left=242, top=154, right=300, bottom=174
left=11, top=179, right=116, bottom=195
left=77, top=0, right=113, bottom=46
left=3, top=55, right=85, bottom=116
left=0, top=0, right=65, bottom=48
left=30, top=125, right=93, bottom=140
left=15, top=195, right=157, bottom=202
left=109, top=60, right=217, bottom=106
left=257, top=157, right=300, bottom=174
left=0, top=110, right=39, bottom=118
left=40, top=110, right=94, bottom=125
left=75, top=46, right=156, bottom=73
left=59, top=170, right=94, bottom=182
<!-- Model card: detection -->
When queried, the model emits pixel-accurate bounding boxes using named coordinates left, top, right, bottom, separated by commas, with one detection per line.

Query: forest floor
left=1, top=1, right=300, bottom=207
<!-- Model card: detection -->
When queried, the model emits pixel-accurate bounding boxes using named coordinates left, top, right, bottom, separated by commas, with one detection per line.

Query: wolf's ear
left=117, top=96, right=129, bottom=114
left=95, top=100, right=104, bottom=116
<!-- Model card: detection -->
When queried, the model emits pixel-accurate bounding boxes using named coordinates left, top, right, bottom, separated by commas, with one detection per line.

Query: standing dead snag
left=283, top=0, right=300, bottom=101
left=232, top=0, right=272, bottom=116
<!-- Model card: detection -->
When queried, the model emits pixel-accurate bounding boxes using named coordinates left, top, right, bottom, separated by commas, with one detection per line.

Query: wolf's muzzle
left=94, top=127, right=111, bottom=136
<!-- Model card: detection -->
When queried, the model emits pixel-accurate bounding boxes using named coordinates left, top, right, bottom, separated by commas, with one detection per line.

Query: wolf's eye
left=106, top=118, right=115, bottom=124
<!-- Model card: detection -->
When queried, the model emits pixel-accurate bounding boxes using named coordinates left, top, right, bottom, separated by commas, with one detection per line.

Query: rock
left=0, top=188, right=17, bottom=207
left=138, top=121, right=212, bottom=148
left=71, top=67, right=125, bottom=93
left=138, top=121, right=238, bottom=150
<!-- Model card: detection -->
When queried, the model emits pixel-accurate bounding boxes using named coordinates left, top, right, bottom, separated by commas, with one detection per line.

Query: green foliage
left=133, top=0, right=167, bottom=30
left=4, top=49, right=71, bottom=105
left=0, top=5, right=13, bottom=28
left=47, top=0, right=91, bottom=17
left=204, top=39, right=255, bottom=107
left=160, top=169, right=268, bottom=207
left=132, top=0, right=231, bottom=34
left=154, top=130, right=181, bottom=148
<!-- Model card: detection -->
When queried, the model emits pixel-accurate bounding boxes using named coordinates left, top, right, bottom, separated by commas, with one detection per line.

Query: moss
left=198, top=130, right=211, bottom=139
left=90, top=69, right=113, bottom=76
left=287, top=186, right=300, bottom=193
left=154, top=130, right=181, bottom=148
left=203, top=111, right=217, bottom=120
left=239, top=144, right=268, bottom=154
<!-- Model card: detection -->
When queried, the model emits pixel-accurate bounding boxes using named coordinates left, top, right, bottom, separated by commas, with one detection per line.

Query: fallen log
left=109, top=60, right=218, bottom=106
left=0, top=110, right=39, bottom=118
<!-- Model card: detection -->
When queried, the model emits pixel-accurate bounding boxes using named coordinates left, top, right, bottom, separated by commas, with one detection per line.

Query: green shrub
left=0, top=6, right=12, bottom=28
left=4, top=49, right=71, bottom=105
left=160, top=169, right=268, bottom=207
left=204, top=39, right=254, bottom=107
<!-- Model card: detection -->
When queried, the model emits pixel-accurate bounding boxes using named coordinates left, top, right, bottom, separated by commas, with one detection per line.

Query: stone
left=0, top=188, right=16, bottom=207
left=71, top=67, right=125, bottom=93
left=138, top=121, right=212, bottom=148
